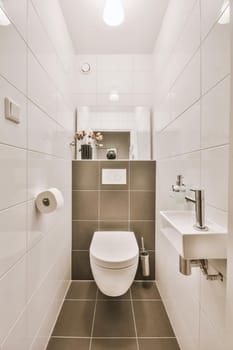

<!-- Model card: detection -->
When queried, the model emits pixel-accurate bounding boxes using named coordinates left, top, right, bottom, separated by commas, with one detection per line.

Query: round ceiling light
left=103, top=0, right=125, bottom=27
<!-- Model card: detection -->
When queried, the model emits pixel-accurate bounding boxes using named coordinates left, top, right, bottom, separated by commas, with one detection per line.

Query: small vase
left=81, top=144, right=92, bottom=159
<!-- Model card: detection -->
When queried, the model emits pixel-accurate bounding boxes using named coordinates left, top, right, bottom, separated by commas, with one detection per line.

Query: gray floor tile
left=133, top=301, right=174, bottom=337
left=131, top=281, right=161, bottom=299
left=97, top=289, right=131, bottom=300
left=47, top=338, right=90, bottom=350
left=138, top=339, right=180, bottom=350
left=91, top=338, right=138, bottom=350
left=66, top=281, right=97, bottom=299
left=72, top=251, right=94, bottom=280
left=93, top=301, right=136, bottom=337
left=52, top=300, right=95, bottom=337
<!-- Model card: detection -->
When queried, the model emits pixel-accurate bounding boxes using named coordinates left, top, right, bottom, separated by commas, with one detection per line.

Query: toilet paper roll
left=35, top=188, right=64, bottom=214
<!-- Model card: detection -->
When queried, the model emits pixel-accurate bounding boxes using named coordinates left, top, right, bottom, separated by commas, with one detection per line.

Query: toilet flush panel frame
left=102, top=168, right=127, bottom=185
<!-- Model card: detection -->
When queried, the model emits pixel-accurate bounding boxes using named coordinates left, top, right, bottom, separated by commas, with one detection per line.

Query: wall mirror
left=76, top=106, right=152, bottom=160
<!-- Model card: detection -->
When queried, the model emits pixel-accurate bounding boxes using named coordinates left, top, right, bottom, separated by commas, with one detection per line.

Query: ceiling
left=59, top=0, right=169, bottom=54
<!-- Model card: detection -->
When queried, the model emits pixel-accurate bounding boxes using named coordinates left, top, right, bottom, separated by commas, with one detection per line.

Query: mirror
left=76, top=106, right=152, bottom=160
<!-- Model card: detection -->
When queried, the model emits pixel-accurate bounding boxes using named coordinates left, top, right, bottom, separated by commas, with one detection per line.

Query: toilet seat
left=90, top=231, right=139, bottom=269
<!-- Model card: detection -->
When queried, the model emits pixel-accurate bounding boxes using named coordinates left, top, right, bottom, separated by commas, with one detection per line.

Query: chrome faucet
left=185, top=189, right=208, bottom=230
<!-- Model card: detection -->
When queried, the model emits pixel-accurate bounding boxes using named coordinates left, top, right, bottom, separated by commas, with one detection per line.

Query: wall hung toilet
left=90, top=231, right=139, bottom=297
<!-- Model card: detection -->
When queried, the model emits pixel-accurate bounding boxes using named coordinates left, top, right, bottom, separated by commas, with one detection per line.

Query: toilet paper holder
left=35, top=188, right=64, bottom=214
left=42, top=198, right=50, bottom=207
left=140, top=237, right=150, bottom=277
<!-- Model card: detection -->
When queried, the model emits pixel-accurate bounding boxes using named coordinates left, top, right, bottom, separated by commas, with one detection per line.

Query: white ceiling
left=59, top=0, right=169, bottom=54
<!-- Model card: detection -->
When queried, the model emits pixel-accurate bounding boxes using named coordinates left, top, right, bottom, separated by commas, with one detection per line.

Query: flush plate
left=102, top=169, right=127, bottom=185
left=160, top=211, right=227, bottom=259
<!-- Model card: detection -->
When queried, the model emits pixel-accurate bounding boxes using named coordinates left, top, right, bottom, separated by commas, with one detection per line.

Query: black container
left=81, top=144, right=92, bottom=159
left=106, top=148, right=117, bottom=160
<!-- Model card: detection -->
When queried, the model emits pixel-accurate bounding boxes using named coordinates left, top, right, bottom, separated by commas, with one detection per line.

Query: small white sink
left=160, top=211, right=227, bottom=259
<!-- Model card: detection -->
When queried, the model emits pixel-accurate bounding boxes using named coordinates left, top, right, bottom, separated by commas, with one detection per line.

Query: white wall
left=152, top=1, right=230, bottom=349
left=72, top=54, right=153, bottom=107
left=0, top=0, right=74, bottom=349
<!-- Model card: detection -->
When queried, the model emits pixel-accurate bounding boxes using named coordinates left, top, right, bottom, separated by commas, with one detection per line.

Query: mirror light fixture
left=0, top=7, right=10, bottom=26
left=103, top=0, right=125, bottom=26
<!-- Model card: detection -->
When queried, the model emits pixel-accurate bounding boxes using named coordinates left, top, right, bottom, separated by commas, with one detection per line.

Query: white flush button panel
left=4, top=97, right=20, bottom=124
left=102, top=169, right=127, bottom=185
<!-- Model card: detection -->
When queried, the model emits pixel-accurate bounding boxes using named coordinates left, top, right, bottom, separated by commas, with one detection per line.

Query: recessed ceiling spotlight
left=0, top=7, right=10, bottom=26
left=103, top=0, right=125, bottom=27
left=109, top=89, right=120, bottom=102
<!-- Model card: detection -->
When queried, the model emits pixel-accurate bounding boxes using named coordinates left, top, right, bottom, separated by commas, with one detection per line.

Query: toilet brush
left=140, top=237, right=150, bottom=277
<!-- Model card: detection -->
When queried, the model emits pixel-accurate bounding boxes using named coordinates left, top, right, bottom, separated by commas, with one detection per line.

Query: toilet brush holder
left=140, top=237, right=150, bottom=277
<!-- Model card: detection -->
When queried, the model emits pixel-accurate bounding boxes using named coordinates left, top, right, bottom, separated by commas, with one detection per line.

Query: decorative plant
left=74, top=130, right=103, bottom=147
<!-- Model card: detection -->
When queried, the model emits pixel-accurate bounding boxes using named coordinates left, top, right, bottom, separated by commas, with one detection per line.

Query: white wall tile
left=153, top=1, right=229, bottom=348
left=28, top=101, right=57, bottom=155
left=31, top=0, right=75, bottom=74
left=0, top=0, right=27, bottom=41
left=97, top=93, right=133, bottom=107
left=56, top=93, right=74, bottom=131
left=132, top=93, right=152, bottom=107
left=201, top=0, right=229, bottom=39
left=201, top=146, right=229, bottom=211
left=201, top=76, right=230, bottom=148
left=1, top=309, right=28, bottom=350
left=0, top=76, right=27, bottom=149
left=74, top=54, right=152, bottom=107
left=0, top=0, right=73, bottom=348
left=201, top=10, right=230, bottom=94
left=73, top=93, right=97, bottom=107
left=132, top=55, right=153, bottom=71
left=28, top=52, right=57, bottom=121
left=157, top=101, right=200, bottom=158
left=0, top=145, right=27, bottom=210
left=200, top=274, right=226, bottom=340
left=171, top=51, right=200, bottom=119
left=97, top=55, right=133, bottom=71
left=169, top=0, right=201, bottom=86
left=28, top=2, right=58, bottom=85
left=0, top=22, right=27, bottom=93
left=133, top=71, right=152, bottom=94
left=72, top=71, right=97, bottom=94
left=0, top=256, right=27, bottom=344
left=0, top=203, right=27, bottom=278
left=97, top=71, right=133, bottom=94
left=199, top=310, right=226, bottom=350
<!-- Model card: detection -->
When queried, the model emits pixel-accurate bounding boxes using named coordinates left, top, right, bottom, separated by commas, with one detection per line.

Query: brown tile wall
left=72, top=160, right=156, bottom=280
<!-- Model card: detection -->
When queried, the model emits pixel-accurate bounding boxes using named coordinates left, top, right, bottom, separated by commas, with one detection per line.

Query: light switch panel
left=102, top=169, right=127, bottom=185
left=4, top=97, right=20, bottom=124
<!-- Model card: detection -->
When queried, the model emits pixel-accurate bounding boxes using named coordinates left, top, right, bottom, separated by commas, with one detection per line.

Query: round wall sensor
left=81, top=62, right=91, bottom=74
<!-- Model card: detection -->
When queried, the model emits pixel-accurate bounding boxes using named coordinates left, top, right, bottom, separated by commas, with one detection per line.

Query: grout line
left=72, top=219, right=156, bottom=222
left=72, top=189, right=155, bottom=192
left=50, top=336, right=177, bottom=339
left=156, top=74, right=230, bottom=138
left=156, top=143, right=229, bottom=162
left=64, top=298, right=162, bottom=302
left=130, top=289, right=140, bottom=350
left=128, top=161, right=131, bottom=231
left=88, top=288, right=98, bottom=350
left=98, top=161, right=100, bottom=231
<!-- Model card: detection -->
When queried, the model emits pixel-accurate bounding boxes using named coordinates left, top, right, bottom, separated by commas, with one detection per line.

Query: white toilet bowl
left=90, top=231, right=139, bottom=297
